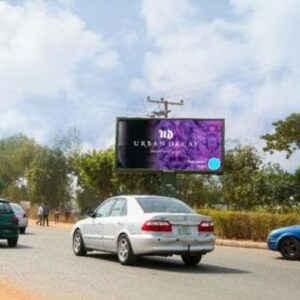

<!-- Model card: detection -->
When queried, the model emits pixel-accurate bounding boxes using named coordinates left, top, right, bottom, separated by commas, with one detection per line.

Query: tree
left=176, top=175, right=204, bottom=208
left=293, top=166, right=300, bottom=203
left=201, top=175, right=223, bottom=208
left=76, top=185, right=101, bottom=214
left=74, top=148, right=161, bottom=207
left=0, top=134, right=41, bottom=199
left=262, top=113, right=300, bottom=158
left=221, top=144, right=263, bottom=210
left=75, top=149, right=116, bottom=200
left=258, top=164, right=300, bottom=211
left=116, top=173, right=160, bottom=195
left=27, top=147, right=71, bottom=208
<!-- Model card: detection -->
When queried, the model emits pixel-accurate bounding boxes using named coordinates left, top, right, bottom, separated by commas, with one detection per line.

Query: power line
left=149, top=55, right=300, bottom=99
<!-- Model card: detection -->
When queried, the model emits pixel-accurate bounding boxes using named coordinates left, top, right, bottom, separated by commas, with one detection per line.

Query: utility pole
left=146, top=96, right=184, bottom=197
left=146, top=97, right=184, bottom=118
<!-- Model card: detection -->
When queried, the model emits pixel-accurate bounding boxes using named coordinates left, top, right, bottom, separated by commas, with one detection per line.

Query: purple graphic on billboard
left=116, top=118, right=224, bottom=173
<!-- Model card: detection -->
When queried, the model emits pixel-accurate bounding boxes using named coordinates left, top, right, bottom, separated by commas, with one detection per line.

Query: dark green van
left=0, top=199, right=19, bottom=247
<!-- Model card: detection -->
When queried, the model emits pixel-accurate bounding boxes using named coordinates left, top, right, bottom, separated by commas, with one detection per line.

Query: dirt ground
left=0, top=280, right=37, bottom=300
left=28, top=218, right=73, bottom=229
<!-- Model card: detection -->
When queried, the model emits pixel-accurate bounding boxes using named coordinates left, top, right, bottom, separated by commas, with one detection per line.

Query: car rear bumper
left=0, top=228, right=19, bottom=239
left=18, top=218, right=28, bottom=228
left=130, top=233, right=215, bottom=255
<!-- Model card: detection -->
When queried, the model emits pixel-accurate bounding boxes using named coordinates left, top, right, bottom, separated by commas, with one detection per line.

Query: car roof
left=116, top=195, right=172, bottom=200
left=107, top=195, right=176, bottom=204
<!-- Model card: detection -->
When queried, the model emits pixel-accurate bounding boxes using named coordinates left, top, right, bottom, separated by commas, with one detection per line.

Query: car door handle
left=117, top=222, right=123, bottom=226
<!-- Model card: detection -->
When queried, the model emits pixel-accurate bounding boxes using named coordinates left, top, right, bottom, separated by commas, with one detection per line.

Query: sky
left=0, top=0, right=299, bottom=171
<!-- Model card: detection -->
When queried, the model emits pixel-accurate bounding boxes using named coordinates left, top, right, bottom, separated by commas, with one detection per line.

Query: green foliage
left=200, top=175, right=223, bottom=208
left=262, top=113, right=300, bottom=158
left=1, top=183, right=27, bottom=202
left=73, top=148, right=161, bottom=210
left=0, top=125, right=299, bottom=214
left=76, top=185, right=101, bottom=214
left=27, top=147, right=71, bottom=208
left=199, top=209, right=300, bottom=241
left=75, top=149, right=116, bottom=200
left=258, top=164, right=299, bottom=210
left=0, top=134, right=41, bottom=197
left=116, top=173, right=160, bottom=195
left=221, top=144, right=263, bottom=210
left=177, top=175, right=204, bottom=208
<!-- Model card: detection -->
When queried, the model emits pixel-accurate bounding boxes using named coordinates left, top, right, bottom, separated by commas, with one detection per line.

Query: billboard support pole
left=160, top=172, right=177, bottom=197
left=146, top=97, right=185, bottom=198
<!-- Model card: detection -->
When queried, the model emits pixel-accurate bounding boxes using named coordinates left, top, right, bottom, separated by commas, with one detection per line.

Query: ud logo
left=159, top=129, right=173, bottom=140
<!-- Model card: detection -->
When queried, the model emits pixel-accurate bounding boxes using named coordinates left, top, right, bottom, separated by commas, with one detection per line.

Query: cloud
left=96, top=51, right=120, bottom=69
left=123, top=31, right=139, bottom=46
left=0, top=1, right=119, bottom=98
left=141, top=0, right=196, bottom=38
left=0, top=0, right=122, bottom=147
left=136, top=0, right=300, bottom=170
left=0, top=109, right=48, bottom=142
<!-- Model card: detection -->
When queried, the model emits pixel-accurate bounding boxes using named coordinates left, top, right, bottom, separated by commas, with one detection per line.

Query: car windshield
left=0, top=202, right=12, bottom=214
left=136, top=197, right=193, bottom=214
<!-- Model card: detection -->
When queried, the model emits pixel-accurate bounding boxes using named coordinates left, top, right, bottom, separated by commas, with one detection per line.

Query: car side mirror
left=87, top=211, right=96, bottom=218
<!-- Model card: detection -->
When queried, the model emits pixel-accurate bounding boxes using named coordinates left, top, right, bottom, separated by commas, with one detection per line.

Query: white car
left=10, top=203, right=28, bottom=234
left=72, top=195, right=215, bottom=266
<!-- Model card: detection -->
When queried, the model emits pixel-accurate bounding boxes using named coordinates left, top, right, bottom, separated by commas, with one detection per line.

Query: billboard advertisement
left=116, top=118, right=225, bottom=173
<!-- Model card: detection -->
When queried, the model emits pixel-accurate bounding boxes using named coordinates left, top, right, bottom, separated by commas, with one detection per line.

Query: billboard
left=115, top=118, right=225, bottom=173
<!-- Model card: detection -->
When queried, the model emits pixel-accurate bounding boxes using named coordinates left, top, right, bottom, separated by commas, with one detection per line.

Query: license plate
left=178, top=226, right=191, bottom=235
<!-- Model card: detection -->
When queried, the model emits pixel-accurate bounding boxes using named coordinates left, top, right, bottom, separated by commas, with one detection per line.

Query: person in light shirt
left=36, top=204, right=43, bottom=226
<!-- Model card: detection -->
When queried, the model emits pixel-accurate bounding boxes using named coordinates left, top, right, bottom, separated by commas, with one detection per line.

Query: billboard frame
left=115, top=117, right=225, bottom=175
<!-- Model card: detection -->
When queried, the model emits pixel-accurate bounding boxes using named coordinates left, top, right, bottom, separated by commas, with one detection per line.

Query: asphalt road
left=0, top=224, right=299, bottom=300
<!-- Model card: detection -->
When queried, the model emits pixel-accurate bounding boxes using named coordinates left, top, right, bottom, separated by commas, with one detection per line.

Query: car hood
left=270, top=225, right=300, bottom=237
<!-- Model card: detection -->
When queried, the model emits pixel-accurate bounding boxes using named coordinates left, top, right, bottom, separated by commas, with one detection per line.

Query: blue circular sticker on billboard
left=208, top=158, right=220, bottom=170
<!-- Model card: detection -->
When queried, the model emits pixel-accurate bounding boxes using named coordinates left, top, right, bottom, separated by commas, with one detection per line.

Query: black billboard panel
left=116, top=118, right=225, bottom=173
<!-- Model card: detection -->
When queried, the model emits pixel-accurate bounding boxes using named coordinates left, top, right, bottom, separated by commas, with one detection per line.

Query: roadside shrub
left=198, top=209, right=300, bottom=241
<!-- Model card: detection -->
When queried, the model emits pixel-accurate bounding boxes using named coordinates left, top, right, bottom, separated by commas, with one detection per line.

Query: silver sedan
left=10, top=203, right=28, bottom=234
left=72, top=195, right=215, bottom=266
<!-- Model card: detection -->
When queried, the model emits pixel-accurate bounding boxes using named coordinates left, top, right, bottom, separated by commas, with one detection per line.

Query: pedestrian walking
left=42, top=203, right=50, bottom=226
left=64, top=209, right=71, bottom=223
left=36, top=204, right=43, bottom=226
left=54, top=207, right=60, bottom=224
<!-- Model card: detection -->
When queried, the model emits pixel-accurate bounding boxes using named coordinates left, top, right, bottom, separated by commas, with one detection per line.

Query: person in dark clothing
left=64, top=209, right=71, bottom=223
left=42, top=203, right=50, bottom=226
left=54, top=207, right=60, bottom=223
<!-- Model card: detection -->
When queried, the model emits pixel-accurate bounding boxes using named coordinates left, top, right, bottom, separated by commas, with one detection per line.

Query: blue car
left=267, top=225, right=300, bottom=260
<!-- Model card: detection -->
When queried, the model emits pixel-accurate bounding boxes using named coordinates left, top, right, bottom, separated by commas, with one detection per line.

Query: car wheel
left=73, top=229, right=87, bottom=256
left=7, top=238, right=18, bottom=247
left=20, top=227, right=26, bottom=234
left=117, top=234, right=136, bottom=265
left=181, top=254, right=202, bottom=266
left=279, top=237, right=300, bottom=260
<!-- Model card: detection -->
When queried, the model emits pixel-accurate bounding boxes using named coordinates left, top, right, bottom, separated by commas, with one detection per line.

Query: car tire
left=20, top=227, right=26, bottom=234
left=117, top=234, right=136, bottom=265
left=73, top=229, right=87, bottom=256
left=7, top=238, right=18, bottom=247
left=181, top=254, right=202, bottom=266
left=279, top=237, right=300, bottom=260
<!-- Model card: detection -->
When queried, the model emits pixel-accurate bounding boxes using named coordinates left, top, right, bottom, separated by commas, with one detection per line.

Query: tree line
left=0, top=113, right=299, bottom=213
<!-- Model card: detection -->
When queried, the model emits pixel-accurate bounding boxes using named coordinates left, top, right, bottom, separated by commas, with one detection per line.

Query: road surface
left=0, top=224, right=299, bottom=300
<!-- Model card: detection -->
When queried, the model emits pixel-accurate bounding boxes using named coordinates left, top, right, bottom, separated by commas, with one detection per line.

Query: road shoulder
left=216, top=238, right=267, bottom=249
left=0, top=280, right=37, bottom=300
